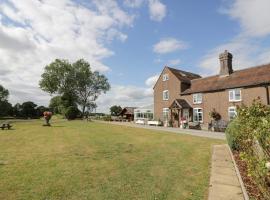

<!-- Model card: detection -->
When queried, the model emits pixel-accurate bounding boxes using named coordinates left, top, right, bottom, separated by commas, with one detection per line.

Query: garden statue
left=43, top=111, right=52, bottom=126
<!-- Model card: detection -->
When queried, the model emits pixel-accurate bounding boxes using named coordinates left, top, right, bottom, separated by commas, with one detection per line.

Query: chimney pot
left=219, top=50, right=233, bottom=76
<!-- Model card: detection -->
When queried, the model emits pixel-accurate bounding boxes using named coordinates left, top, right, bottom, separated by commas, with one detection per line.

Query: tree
left=0, top=85, right=12, bottom=117
left=13, top=103, right=22, bottom=117
left=0, top=101, right=13, bottom=117
left=36, top=106, right=49, bottom=117
left=21, top=101, right=37, bottom=118
left=39, top=59, right=110, bottom=117
left=110, top=105, right=122, bottom=116
left=39, top=59, right=76, bottom=94
left=49, top=96, right=63, bottom=114
left=0, top=85, right=9, bottom=102
left=73, top=59, right=110, bottom=116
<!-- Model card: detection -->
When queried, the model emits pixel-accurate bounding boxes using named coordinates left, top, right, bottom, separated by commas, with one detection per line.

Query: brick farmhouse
left=153, top=50, right=270, bottom=129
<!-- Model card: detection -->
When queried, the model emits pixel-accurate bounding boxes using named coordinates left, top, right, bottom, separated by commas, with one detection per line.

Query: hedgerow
left=226, top=99, right=270, bottom=199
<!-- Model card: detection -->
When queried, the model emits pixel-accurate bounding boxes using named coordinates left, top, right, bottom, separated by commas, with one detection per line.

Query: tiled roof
left=182, top=63, right=270, bottom=94
left=170, top=99, right=192, bottom=109
left=120, top=107, right=137, bottom=115
left=167, top=67, right=201, bottom=83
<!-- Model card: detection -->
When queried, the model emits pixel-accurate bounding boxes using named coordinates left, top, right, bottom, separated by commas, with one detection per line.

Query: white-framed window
left=163, top=108, right=169, bottom=121
left=193, top=93, right=202, bottom=104
left=228, top=106, right=237, bottom=120
left=229, top=89, right=241, bottom=102
left=163, top=90, right=169, bottom=100
left=193, top=108, right=203, bottom=122
left=163, top=74, right=169, bottom=81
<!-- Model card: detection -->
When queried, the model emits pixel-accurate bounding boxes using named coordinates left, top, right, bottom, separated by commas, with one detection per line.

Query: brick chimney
left=219, top=50, right=233, bottom=76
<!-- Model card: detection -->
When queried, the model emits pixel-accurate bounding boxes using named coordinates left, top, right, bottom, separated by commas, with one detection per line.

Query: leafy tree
left=21, top=101, right=37, bottom=118
left=39, top=59, right=76, bottom=94
left=73, top=59, right=110, bottom=116
left=110, top=105, right=122, bottom=116
left=0, top=85, right=9, bottom=102
left=0, top=101, right=13, bottom=117
left=13, top=103, right=22, bottom=117
left=65, top=106, right=80, bottom=120
left=0, top=85, right=12, bottom=117
left=39, top=59, right=110, bottom=117
left=49, top=96, right=63, bottom=114
left=36, top=106, right=49, bottom=117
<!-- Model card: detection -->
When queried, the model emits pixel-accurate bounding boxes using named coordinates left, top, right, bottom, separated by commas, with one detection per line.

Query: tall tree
left=0, top=85, right=12, bottom=117
left=40, top=59, right=110, bottom=116
left=21, top=101, right=37, bottom=118
left=49, top=96, right=63, bottom=114
left=73, top=59, right=110, bottom=115
left=110, top=105, right=122, bottom=116
left=0, top=85, right=9, bottom=102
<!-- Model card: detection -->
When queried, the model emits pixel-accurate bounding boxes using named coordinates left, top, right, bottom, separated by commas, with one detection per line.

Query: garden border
left=228, top=144, right=250, bottom=200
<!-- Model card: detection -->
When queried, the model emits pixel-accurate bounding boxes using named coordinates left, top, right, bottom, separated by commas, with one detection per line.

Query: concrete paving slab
left=208, top=145, right=244, bottom=200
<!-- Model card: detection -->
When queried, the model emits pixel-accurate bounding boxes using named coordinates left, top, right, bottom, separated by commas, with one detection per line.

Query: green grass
left=0, top=120, right=224, bottom=200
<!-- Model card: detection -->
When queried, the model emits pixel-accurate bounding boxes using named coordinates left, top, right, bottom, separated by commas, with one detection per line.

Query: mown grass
left=0, top=120, right=224, bottom=200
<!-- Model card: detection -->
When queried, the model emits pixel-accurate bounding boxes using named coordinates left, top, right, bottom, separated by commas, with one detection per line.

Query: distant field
left=0, top=120, right=223, bottom=200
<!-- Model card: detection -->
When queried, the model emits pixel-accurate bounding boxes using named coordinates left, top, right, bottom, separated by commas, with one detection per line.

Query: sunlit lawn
left=0, top=120, right=224, bottom=200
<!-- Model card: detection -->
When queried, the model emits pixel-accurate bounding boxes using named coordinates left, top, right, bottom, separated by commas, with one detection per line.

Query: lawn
left=0, top=120, right=224, bottom=200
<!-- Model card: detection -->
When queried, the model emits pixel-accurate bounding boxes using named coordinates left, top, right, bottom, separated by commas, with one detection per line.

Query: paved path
left=95, top=121, right=225, bottom=140
left=208, top=145, right=245, bottom=200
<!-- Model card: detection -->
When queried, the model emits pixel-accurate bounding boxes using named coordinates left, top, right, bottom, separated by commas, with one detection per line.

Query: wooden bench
left=0, top=123, right=12, bottom=130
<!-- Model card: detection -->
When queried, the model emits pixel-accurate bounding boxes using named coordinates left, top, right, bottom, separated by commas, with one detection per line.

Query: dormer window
left=193, top=93, right=202, bottom=104
left=229, top=89, right=241, bottom=102
left=163, top=74, right=169, bottom=81
left=163, top=90, right=169, bottom=100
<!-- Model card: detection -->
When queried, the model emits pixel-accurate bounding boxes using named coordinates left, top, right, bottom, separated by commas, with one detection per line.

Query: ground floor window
left=163, top=108, right=169, bottom=121
left=228, top=106, right=237, bottom=120
left=193, top=108, right=203, bottom=122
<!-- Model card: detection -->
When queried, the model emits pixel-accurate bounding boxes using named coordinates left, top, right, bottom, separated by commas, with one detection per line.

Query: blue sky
left=0, top=0, right=270, bottom=112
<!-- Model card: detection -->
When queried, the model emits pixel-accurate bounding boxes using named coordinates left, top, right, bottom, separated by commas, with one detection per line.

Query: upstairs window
left=228, top=106, right=237, bottom=120
left=229, top=89, right=241, bottom=102
left=193, top=93, right=202, bottom=104
left=163, top=74, right=169, bottom=81
left=163, top=90, right=169, bottom=100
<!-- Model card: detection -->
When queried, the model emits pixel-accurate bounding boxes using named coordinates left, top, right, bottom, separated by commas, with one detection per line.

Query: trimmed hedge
left=226, top=100, right=270, bottom=199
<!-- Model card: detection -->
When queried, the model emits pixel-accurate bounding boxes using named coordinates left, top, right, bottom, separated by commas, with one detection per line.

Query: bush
left=226, top=100, right=270, bottom=198
left=226, top=119, right=241, bottom=150
left=65, top=106, right=80, bottom=120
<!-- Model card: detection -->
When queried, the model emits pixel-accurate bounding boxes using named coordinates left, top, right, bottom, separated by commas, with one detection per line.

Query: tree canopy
left=40, top=59, right=110, bottom=117
left=110, top=105, right=122, bottom=116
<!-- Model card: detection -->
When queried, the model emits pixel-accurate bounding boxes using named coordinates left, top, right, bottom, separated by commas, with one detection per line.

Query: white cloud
left=199, top=0, right=270, bottom=76
left=145, top=74, right=159, bottom=87
left=224, top=0, right=270, bottom=37
left=124, top=0, right=144, bottom=8
left=96, top=84, right=153, bottom=113
left=153, top=38, right=188, bottom=54
left=148, top=0, right=166, bottom=22
left=168, top=59, right=181, bottom=66
left=0, top=0, right=135, bottom=106
left=96, top=73, right=159, bottom=113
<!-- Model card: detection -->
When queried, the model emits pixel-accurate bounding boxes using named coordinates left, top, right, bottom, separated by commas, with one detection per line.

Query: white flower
left=266, top=162, right=270, bottom=171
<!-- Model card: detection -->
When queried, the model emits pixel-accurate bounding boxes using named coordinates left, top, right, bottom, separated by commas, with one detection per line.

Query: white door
left=183, top=109, right=189, bottom=121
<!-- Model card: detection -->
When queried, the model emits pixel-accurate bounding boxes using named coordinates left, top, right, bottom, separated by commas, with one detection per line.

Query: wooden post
left=178, top=109, right=180, bottom=127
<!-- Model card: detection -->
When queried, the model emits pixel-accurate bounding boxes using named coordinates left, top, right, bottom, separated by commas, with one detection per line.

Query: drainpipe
left=266, top=86, right=270, bottom=105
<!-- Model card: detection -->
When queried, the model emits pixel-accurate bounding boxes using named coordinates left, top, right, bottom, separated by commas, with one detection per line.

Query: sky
left=0, top=0, right=270, bottom=113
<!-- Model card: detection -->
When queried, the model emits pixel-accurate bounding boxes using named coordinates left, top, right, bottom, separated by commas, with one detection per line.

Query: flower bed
left=226, top=100, right=270, bottom=200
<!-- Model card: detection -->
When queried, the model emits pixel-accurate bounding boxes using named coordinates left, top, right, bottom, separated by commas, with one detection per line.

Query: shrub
left=226, top=119, right=241, bottom=150
left=226, top=99, right=270, bottom=198
left=65, top=106, right=80, bottom=120
left=209, top=109, right=221, bottom=121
